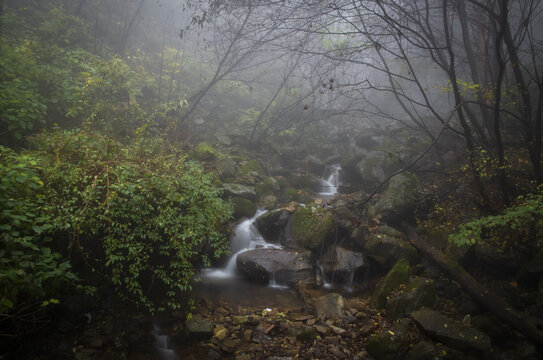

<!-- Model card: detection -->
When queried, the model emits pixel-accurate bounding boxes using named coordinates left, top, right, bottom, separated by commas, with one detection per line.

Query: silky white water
left=318, top=164, right=341, bottom=196
left=205, top=209, right=281, bottom=279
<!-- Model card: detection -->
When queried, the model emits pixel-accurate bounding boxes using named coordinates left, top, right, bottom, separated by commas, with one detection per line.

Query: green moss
left=194, top=142, right=216, bottom=161
left=237, top=160, right=266, bottom=177
left=231, top=197, right=256, bottom=219
left=366, top=320, right=411, bottom=360
left=291, top=205, right=335, bottom=250
left=371, top=258, right=410, bottom=308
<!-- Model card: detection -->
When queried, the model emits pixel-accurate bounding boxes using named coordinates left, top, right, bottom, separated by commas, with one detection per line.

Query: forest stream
left=2, top=1, right=543, bottom=360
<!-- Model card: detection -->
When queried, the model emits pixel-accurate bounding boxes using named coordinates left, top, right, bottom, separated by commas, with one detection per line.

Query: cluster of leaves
left=0, top=6, right=159, bottom=144
left=0, top=146, right=76, bottom=315
left=449, top=189, right=543, bottom=248
left=33, top=130, right=232, bottom=313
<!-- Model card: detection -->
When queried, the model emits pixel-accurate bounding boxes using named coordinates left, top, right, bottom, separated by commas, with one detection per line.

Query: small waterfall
left=319, top=164, right=341, bottom=196
left=205, top=209, right=281, bottom=279
left=269, top=271, right=289, bottom=289
left=317, top=261, right=333, bottom=289
left=152, top=324, right=177, bottom=360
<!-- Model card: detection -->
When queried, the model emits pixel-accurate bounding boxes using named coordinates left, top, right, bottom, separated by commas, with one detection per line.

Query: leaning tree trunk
left=403, top=224, right=543, bottom=347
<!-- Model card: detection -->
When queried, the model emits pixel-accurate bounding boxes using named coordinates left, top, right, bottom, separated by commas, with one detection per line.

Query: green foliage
left=0, top=146, right=76, bottom=314
left=0, top=41, right=47, bottom=140
left=449, top=189, right=543, bottom=247
left=34, top=131, right=232, bottom=313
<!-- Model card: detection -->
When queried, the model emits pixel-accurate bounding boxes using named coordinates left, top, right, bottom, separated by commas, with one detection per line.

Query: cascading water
left=152, top=323, right=177, bottom=360
left=318, top=164, right=341, bottom=197
left=205, top=209, right=281, bottom=279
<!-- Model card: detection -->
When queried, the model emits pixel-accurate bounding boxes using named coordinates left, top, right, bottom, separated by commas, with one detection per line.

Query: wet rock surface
left=411, top=308, right=492, bottom=353
left=236, top=248, right=315, bottom=287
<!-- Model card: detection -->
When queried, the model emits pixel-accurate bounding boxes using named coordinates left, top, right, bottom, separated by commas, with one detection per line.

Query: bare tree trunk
left=118, top=0, right=145, bottom=53
left=157, top=29, right=166, bottom=107
left=75, top=0, right=86, bottom=16
left=492, top=0, right=509, bottom=205
left=443, top=0, right=489, bottom=209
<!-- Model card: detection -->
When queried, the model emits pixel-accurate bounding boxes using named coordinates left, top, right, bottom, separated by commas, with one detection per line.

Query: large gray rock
left=215, top=157, right=237, bottom=180
left=320, top=246, right=366, bottom=284
left=411, top=308, right=492, bottom=353
left=314, top=293, right=344, bottom=320
left=386, top=277, right=436, bottom=319
left=364, top=226, right=419, bottom=269
left=255, top=209, right=290, bottom=244
left=236, top=248, right=314, bottom=287
left=222, top=183, right=256, bottom=201
left=185, top=314, right=213, bottom=339
left=367, top=172, right=418, bottom=224
left=355, top=150, right=402, bottom=189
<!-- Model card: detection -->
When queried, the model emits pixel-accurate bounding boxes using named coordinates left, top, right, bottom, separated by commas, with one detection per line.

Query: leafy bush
left=35, top=131, right=232, bottom=313
left=449, top=189, right=543, bottom=248
left=0, top=146, right=76, bottom=316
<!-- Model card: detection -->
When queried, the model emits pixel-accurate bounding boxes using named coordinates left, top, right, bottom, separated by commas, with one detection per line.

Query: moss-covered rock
left=282, top=187, right=315, bottom=203
left=386, top=277, right=436, bottom=319
left=411, top=308, right=491, bottom=353
left=194, top=142, right=216, bottom=161
left=237, top=160, right=266, bottom=177
left=231, top=197, right=256, bottom=220
left=367, top=172, right=418, bottom=223
left=291, top=204, right=336, bottom=250
left=371, top=258, right=410, bottom=308
left=222, top=183, right=256, bottom=201
left=366, top=319, right=412, bottom=360
left=355, top=150, right=401, bottom=188
left=214, top=156, right=237, bottom=181
left=287, top=173, right=321, bottom=192
left=364, top=226, right=419, bottom=269
left=255, top=177, right=280, bottom=202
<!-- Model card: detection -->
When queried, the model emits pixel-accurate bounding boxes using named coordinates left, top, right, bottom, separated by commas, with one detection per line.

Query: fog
left=2, top=1, right=543, bottom=359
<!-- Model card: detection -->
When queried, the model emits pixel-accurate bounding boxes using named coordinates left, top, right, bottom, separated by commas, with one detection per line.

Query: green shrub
left=35, top=131, right=232, bottom=313
left=0, top=146, right=76, bottom=316
left=449, top=189, right=543, bottom=248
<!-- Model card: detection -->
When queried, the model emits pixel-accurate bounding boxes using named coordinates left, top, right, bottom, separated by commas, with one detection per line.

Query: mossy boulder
left=287, top=173, right=321, bottom=192
left=411, top=308, right=491, bottom=353
left=282, top=187, right=315, bottom=203
left=290, top=204, right=336, bottom=250
left=366, top=319, right=412, bottom=360
left=367, top=172, right=418, bottom=224
left=215, top=157, right=237, bottom=181
left=231, top=197, right=256, bottom=220
left=235, top=160, right=267, bottom=185
left=255, top=177, right=280, bottom=201
left=185, top=314, right=213, bottom=339
left=222, top=183, right=256, bottom=201
left=371, top=258, right=410, bottom=308
left=355, top=150, right=401, bottom=189
left=386, top=277, right=436, bottom=319
left=194, top=142, right=216, bottom=161
left=364, top=226, right=419, bottom=269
